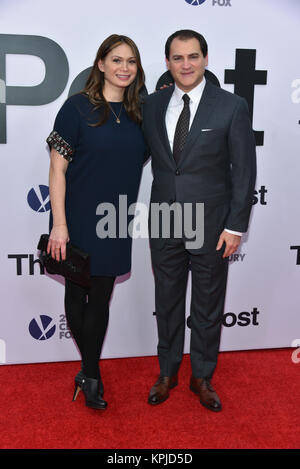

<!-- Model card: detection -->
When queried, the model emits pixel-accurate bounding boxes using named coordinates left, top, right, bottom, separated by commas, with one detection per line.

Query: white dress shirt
left=165, top=78, right=242, bottom=237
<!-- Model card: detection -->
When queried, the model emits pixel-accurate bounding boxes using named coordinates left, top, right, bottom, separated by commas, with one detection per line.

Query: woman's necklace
left=107, top=102, right=123, bottom=124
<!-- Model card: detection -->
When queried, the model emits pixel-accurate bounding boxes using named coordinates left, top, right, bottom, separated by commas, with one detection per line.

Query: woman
left=46, top=34, right=146, bottom=410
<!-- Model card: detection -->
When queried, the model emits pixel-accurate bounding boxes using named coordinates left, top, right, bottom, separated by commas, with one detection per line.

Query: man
left=142, top=30, right=256, bottom=412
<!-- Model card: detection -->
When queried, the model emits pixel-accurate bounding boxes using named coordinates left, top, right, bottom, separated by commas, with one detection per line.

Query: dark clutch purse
left=37, top=234, right=90, bottom=288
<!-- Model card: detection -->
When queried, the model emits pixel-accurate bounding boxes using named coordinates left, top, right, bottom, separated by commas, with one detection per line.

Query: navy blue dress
left=47, top=93, right=146, bottom=276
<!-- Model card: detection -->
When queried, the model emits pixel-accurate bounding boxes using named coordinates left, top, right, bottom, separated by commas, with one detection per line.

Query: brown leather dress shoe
left=190, top=376, right=222, bottom=412
left=148, top=375, right=178, bottom=405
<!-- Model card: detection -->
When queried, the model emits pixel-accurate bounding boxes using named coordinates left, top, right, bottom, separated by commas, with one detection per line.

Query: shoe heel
left=72, top=384, right=81, bottom=402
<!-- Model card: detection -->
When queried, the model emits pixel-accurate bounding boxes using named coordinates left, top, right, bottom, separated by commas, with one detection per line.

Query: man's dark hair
left=165, top=30, right=208, bottom=60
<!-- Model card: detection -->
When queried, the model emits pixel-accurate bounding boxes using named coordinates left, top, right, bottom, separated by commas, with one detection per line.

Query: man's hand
left=216, top=230, right=241, bottom=258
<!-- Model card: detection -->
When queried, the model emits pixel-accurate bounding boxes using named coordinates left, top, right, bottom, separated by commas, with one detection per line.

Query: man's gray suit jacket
left=142, top=80, right=257, bottom=253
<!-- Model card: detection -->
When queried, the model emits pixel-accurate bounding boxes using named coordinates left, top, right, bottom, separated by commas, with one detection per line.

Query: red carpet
left=0, top=349, right=299, bottom=449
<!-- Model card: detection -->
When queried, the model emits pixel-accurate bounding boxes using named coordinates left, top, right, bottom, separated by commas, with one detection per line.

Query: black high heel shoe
left=73, top=369, right=104, bottom=401
left=72, top=369, right=85, bottom=402
left=75, top=369, right=85, bottom=386
left=73, top=377, right=107, bottom=410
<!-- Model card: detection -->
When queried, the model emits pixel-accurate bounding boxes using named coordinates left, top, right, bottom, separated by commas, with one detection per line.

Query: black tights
left=65, top=276, right=115, bottom=380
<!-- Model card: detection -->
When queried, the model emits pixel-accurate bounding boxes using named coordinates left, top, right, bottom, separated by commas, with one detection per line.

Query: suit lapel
left=154, top=82, right=218, bottom=167
left=155, top=86, right=175, bottom=165
left=180, top=81, right=217, bottom=164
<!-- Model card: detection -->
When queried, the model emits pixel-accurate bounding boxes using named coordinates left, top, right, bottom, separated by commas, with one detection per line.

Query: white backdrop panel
left=0, top=0, right=299, bottom=364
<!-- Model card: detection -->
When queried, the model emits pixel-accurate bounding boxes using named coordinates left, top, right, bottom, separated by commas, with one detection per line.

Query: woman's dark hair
left=83, top=34, right=145, bottom=126
left=165, top=30, right=208, bottom=60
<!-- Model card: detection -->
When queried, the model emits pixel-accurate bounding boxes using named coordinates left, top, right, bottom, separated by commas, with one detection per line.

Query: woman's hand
left=47, top=224, right=69, bottom=261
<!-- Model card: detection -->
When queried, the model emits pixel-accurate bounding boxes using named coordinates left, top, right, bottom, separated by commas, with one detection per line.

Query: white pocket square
left=201, top=128, right=213, bottom=132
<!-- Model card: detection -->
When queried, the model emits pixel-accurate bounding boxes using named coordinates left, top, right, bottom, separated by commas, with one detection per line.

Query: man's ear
left=166, top=58, right=170, bottom=70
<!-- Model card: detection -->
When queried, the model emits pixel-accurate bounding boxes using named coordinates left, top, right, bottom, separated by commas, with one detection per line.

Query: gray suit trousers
left=151, top=238, right=229, bottom=379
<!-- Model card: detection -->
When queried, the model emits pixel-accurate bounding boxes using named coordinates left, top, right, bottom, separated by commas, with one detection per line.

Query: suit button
left=175, top=169, right=180, bottom=175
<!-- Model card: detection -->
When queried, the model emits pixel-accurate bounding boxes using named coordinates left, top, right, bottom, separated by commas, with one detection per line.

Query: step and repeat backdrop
left=0, top=0, right=299, bottom=365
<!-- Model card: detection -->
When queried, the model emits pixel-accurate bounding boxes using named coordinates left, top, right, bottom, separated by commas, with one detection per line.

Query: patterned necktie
left=173, top=93, right=190, bottom=165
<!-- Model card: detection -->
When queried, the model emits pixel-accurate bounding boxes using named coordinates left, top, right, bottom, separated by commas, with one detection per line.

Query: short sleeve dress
left=47, top=93, right=146, bottom=276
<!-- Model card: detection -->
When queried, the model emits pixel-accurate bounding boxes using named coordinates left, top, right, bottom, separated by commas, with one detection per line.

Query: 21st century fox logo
left=185, top=0, right=232, bottom=6
left=28, top=315, right=71, bottom=341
